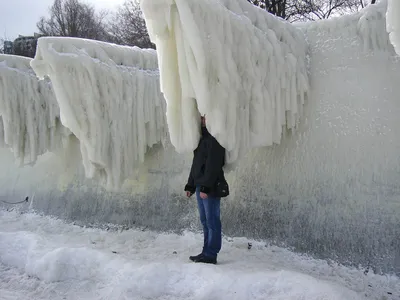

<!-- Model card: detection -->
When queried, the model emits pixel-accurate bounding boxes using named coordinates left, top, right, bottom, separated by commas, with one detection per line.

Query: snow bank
left=140, top=0, right=309, bottom=162
left=31, top=37, right=168, bottom=189
left=387, top=0, right=400, bottom=55
left=0, top=54, right=68, bottom=166
left=1, top=210, right=394, bottom=300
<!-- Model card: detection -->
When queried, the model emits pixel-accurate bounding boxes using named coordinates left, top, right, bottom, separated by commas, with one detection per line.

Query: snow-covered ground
left=0, top=210, right=398, bottom=300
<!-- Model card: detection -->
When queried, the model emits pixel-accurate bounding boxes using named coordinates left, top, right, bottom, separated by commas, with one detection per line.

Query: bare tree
left=108, top=0, right=154, bottom=49
left=289, top=0, right=354, bottom=21
left=249, top=0, right=378, bottom=21
left=37, top=0, right=109, bottom=41
left=248, top=0, right=288, bottom=19
left=349, top=0, right=377, bottom=11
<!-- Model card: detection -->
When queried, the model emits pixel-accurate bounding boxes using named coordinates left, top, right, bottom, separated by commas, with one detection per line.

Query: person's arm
left=184, top=159, right=196, bottom=194
left=199, top=138, right=225, bottom=194
left=184, top=172, right=195, bottom=194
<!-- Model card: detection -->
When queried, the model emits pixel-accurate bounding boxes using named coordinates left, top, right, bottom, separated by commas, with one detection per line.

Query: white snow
left=140, top=0, right=309, bottom=162
left=300, top=0, right=391, bottom=53
left=31, top=37, right=168, bottom=189
left=0, top=210, right=398, bottom=300
left=0, top=54, right=69, bottom=166
left=387, top=0, right=400, bottom=55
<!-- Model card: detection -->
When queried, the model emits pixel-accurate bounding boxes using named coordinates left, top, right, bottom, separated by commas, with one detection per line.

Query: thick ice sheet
left=1, top=211, right=399, bottom=299
left=387, top=0, right=400, bottom=55
left=31, top=37, right=168, bottom=189
left=300, top=0, right=391, bottom=53
left=141, top=0, right=309, bottom=162
left=0, top=55, right=68, bottom=166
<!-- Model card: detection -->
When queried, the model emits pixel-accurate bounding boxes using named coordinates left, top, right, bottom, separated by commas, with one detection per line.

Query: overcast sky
left=0, top=0, right=125, bottom=41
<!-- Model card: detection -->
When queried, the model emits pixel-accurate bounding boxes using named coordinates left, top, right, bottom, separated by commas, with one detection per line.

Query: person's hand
left=200, top=192, right=208, bottom=199
left=186, top=191, right=193, bottom=198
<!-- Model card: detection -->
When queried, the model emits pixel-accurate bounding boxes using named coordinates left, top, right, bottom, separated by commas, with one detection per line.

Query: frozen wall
left=141, top=0, right=309, bottom=162
left=140, top=0, right=399, bottom=273
left=229, top=2, right=400, bottom=274
left=0, top=0, right=400, bottom=276
left=0, top=54, right=69, bottom=166
left=31, top=37, right=168, bottom=189
left=387, top=0, right=400, bottom=55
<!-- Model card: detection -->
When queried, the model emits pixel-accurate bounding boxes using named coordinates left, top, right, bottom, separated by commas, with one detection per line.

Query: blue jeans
left=196, top=187, right=222, bottom=258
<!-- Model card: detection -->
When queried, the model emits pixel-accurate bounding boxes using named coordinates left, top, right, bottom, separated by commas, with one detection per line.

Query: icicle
left=31, top=37, right=168, bottom=189
left=387, top=0, right=400, bottom=55
left=141, top=0, right=309, bottom=164
left=0, top=54, right=69, bottom=166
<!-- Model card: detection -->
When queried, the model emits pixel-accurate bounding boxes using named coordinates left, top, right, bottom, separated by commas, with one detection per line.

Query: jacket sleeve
left=199, top=138, right=225, bottom=194
left=184, top=157, right=196, bottom=194
left=184, top=173, right=195, bottom=193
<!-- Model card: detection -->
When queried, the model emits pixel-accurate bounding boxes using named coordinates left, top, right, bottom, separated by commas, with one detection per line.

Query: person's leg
left=195, top=187, right=209, bottom=254
left=202, top=195, right=222, bottom=259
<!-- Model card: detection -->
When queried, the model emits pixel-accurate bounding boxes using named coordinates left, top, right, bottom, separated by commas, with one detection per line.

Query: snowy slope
left=141, top=0, right=309, bottom=162
left=31, top=37, right=168, bottom=189
left=0, top=55, right=69, bottom=166
left=387, top=0, right=400, bottom=55
left=1, top=210, right=399, bottom=300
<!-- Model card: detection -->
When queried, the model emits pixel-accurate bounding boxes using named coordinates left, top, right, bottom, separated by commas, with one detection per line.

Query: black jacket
left=184, top=126, right=226, bottom=195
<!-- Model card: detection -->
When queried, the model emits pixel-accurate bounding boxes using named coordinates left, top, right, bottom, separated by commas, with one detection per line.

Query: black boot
left=189, top=253, right=204, bottom=262
left=195, top=255, right=217, bottom=265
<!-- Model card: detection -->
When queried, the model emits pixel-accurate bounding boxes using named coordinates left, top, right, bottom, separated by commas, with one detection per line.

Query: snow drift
left=31, top=37, right=168, bottom=189
left=140, top=0, right=309, bottom=162
left=387, top=0, right=400, bottom=55
left=0, top=54, right=68, bottom=166
left=2, top=211, right=397, bottom=300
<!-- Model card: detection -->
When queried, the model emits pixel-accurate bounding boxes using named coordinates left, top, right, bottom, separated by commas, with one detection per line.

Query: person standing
left=184, top=115, right=229, bottom=265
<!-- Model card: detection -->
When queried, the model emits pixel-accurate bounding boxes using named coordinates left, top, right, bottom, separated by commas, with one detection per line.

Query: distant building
left=3, top=41, right=13, bottom=54
left=3, top=33, right=42, bottom=58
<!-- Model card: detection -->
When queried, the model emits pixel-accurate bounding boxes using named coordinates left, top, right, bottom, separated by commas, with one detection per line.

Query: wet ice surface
left=0, top=210, right=398, bottom=300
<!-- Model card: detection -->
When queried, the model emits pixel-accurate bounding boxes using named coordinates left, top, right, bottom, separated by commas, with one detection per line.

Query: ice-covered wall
left=0, top=54, right=69, bottom=166
left=387, top=0, right=400, bottom=55
left=299, top=0, right=391, bottom=53
left=141, top=0, right=309, bottom=162
left=1, top=0, right=400, bottom=276
left=0, top=117, right=5, bottom=148
left=138, top=0, right=399, bottom=274
left=31, top=37, right=168, bottom=189
left=230, top=1, right=400, bottom=274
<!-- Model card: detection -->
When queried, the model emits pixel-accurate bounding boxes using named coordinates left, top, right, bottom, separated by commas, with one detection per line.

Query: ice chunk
left=31, top=37, right=168, bottom=189
left=140, top=0, right=309, bottom=163
left=0, top=54, right=69, bottom=166
left=387, top=0, right=400, bottom=55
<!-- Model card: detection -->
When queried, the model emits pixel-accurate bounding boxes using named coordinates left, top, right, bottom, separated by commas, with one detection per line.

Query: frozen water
left=0, top=55, right=69, bottom=166
left=0, top=210, right=399, bottom=300
left=0, top=0, right=399, bottom=281
left=31, top=37, right=168, bottom=189
left=387, top=0, right=400, bottom=55
left=141, top=0, right=309, bottom=163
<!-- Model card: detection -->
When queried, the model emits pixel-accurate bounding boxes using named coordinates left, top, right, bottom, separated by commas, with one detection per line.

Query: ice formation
left=387, top=0, right=400, bottom=55
left=0, top=117, right=5, bottom=148
left=0, top=54, right=68, bottom=166
left=300, top=0, right=391, bottom=53
left=140, top=0, right=309, bottom=162
left=31, top=37, right=167, bottom=189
